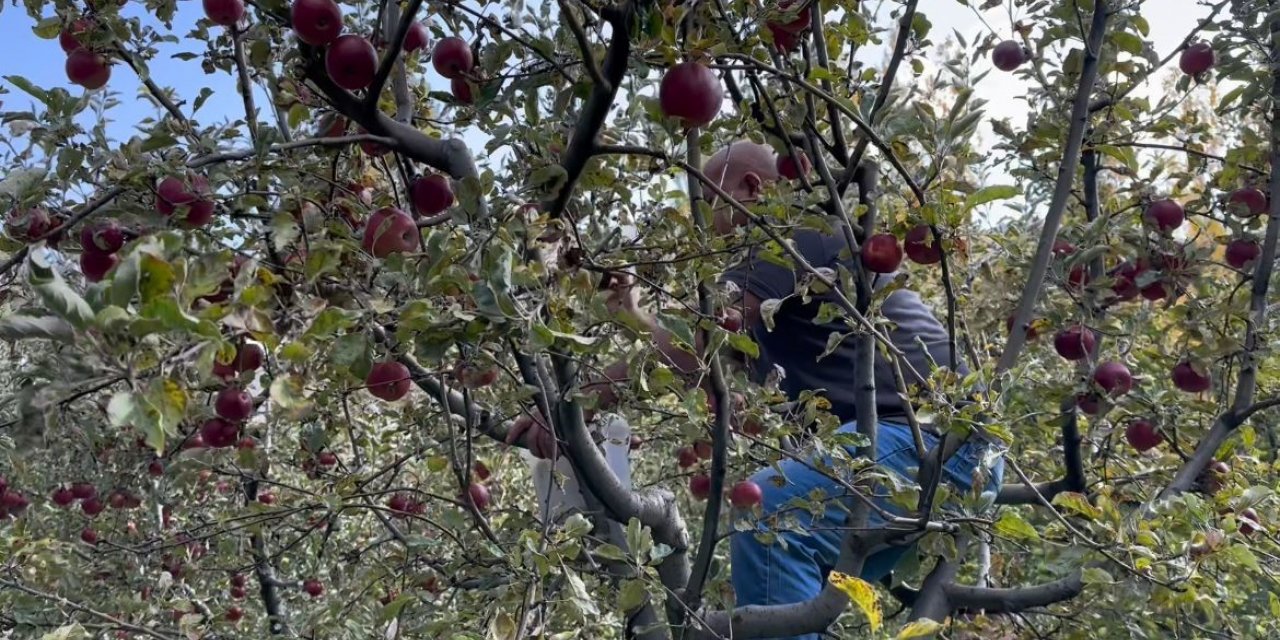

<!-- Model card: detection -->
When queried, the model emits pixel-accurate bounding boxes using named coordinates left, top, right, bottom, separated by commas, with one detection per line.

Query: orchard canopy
left=4, top=0, right=1280, bottom=638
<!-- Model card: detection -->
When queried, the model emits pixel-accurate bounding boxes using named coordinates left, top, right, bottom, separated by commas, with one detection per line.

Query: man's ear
left=743, top=171, right=764, bottom=199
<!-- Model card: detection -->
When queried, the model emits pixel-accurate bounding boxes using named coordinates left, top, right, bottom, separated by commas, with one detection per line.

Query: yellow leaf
left=896, top=618, right=945, bottom=639
left=828, top=571, right=881, bottom=631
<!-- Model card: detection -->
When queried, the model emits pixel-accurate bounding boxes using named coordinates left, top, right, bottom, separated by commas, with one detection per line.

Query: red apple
left=291, top=0, right=344, bottom=46
left=451, top=77, right=474, bottom=104
left=765, top=0, right=811, bottom=52
left=388, top=493, right=410, bottom=514
left=1092, top=361, right=1132, bottom=397
left=230, top=585, right=247, bottom=599
left=317, top=451, right=338, bottom=467
left=991, top=39, right=1028, bottom=71
left=689, top=474, right=711, bottom=500
left=303, top=579, right=325, bottom=597
left=1202, top=460, right=1231, bottom=494
left=80, top=250, right=118, bottom=282
left=403, top=21, right=429, bottom=53
left=1228, top=187, right=1268, bottom=217
left=71, top=483, right=97, bottom=501
left=325, top=35, right=378, bottom=91
left=693, top=440, right=713, bottom=460
left=257, top=491, right=276, bottom=504
left=1140, top=279, right=1172, bottom=301
left=466, top=483, right=490, bottom=510
left=1066, top=264, right=1090, bottom=291
left=903, top=225, right=942, bottom=265
left=148, top=460, right=165, bottom=476
left=676, top=446, right=698, bottom=468
left=454, top=361, right=498, bottom=388
left=717, top=307, right=744, bottom=332
left=366, top=361, right=412, bottom=401
left=776, top=150, right=810, bottom=180
left=1239, top=508, right=1260, bottom=535
left=1225, top=238, right=1260, bottom=270
left=226, top=606, right=243, bottom=622
left=82, top=497, right=105, bottom=517
left=860, top=233, right=903, bottom=274
left=629, top=435, right=643, bottom=450
left=66, top=50, right=111, bottom=89
left=1109, top=262, right=1141, bottom=301
left=200, top=417, right=241, bottom=448
left=215, top=386, right=253, bottom=421
left=202, top=0, right=245, bottom=26
left=410, top=174, right=455, bottom=217
left=1171, top=361, right=1211, bottom=393
left=473, top=461, right=491, bottom=481
left=4, top=207, right=52, bottom=242
left=236, top=436, right=256, bottom=450
left=81, top=527, right=99, bottom=544
left=1125, top=419, right=1163, bottom=452
left=108, top=491, right=127, bottom=509
left=729, top=480, right=763, bottom=507
left=1179, top=41, right=1215, bottom=76
left=51, top=487, right=76, bottom=507
left=59, top=19, right=94, bottom=53
left=1007, top=314, right=1039, bottom=341
left=1053, top=325, right=1096, bottom=361
left=432, top=36, right=473, bottom=79
left=1144, top=199, right=1184, bottom=233
left=658, top=61, right=723, bottom=128
left=362, top=207, right=419, bottom=257
left=79, top=220, right=125, bottom=254
left=1052, top=239, right=1076, bottom=256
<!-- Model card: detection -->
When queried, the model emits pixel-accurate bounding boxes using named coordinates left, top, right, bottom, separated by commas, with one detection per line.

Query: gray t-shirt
left=721, top=228, right=958, bottom=424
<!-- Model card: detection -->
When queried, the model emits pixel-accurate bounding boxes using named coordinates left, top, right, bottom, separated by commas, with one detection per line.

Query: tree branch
left=1160, top=8, right=1280, bottom=498
left=187, top=134, right=397, bottom=168
left=366, top=0, right=425, bottom=112
left=842, top=0, right=918, bottom=182
left=0, top=186, right=127, bottom=279
left=995, top=0, right=1108, bottom=377
left=944, top=570, right=1084, bottom=613
left=231, top=24, right=261, bottom=145
left=544, top=1, right=639, bottom=218
left=558, top=0, right=606, bottom=89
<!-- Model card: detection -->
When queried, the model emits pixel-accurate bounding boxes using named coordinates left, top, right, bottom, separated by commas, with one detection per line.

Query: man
left=510, top=141, right=1003, bottom=638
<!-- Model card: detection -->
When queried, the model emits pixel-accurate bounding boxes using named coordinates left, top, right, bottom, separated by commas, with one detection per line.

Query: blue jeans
left=729, top=421, right=1004, bottom=640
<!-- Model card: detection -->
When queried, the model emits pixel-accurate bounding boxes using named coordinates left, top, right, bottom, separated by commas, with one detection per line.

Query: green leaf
left=193, top=87, right=214, bottom=114
left=593, top=543, right=628, bottom=562
left=726, top=332, right=759, bottom=358
left=994, top=511, right=1041, bottom=541
left=109, top=250, right=142, bottom=307
left=1110, top=31, right=1144, bottom=55
left=1052, top=491, right=1102, bottom=520
left=139, top=253, right=176, bottom=304
left=32, top=17, right=63, bottom=39
left=376, top=594, right=412, bottom=623
left=0, top=315, right=74, bottom=341
left=963, top=185, right=1019, bottom=211
left=28, top=251, right=95, bottom=330
left=657, top=314, right=694, bottom=349
left=41, top=624, right=91, bottom=640
left=288, top=102, right=310, bottom=130
left=4, top=76, right=49, bottom=105
left=618, top=579, right=648, bottom=613
left=270, top=374, right=313, bottom=418
left=1081, top=567, right=1114, bottom=584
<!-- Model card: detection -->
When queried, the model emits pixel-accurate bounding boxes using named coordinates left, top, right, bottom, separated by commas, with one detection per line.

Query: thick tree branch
left=945, top=570, right=1084, bottom=613
left=544, top=1, right=639, bottom=218
left=996, top=0, right=1108, bottom=377
left=231, top=24, right=261, bottom=145
left=695, top=529, right=898, bottom=638
left=303, top=56, right=488, bottom=219
left=250, top=531, right=291, bottom=635
left=1160, top=8, right=1280, bottom=498
left=366, top=0, right=425, bottom=111
left=681, top=129, right=732, bottom=617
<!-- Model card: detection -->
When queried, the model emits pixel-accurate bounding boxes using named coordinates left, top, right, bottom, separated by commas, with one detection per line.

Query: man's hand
left=505, top=412, right=559, bottom=460
left=602, top=271, right=642, bottom=317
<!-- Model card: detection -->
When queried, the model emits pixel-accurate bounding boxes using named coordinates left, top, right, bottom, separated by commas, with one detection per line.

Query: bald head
left=702, top=141, right=780, bottom=234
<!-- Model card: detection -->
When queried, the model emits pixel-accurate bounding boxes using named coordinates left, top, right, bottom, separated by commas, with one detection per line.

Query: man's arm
left=582, top=282, right=764, bottom=414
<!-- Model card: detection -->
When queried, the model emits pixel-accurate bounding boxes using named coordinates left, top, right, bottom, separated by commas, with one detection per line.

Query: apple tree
left=2, top=0, right=1280, bottom=638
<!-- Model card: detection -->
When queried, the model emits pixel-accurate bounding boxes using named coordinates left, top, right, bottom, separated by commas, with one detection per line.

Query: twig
left=0, top=579, right=180, bottom=640
left=558, top=0, right=606, bottom=89
left=186, top=134, right=398, bottom=168
left=366, top=0, right=425, bottom=112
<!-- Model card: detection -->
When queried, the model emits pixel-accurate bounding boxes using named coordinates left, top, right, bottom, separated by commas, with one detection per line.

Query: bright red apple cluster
left=59, top=18, right=112, bottom=90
